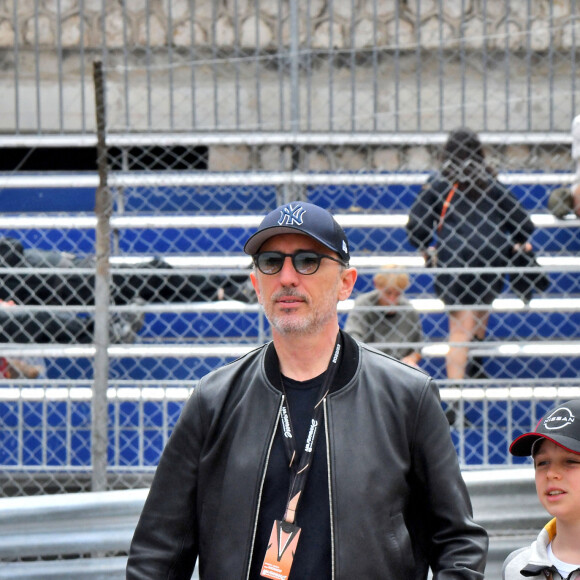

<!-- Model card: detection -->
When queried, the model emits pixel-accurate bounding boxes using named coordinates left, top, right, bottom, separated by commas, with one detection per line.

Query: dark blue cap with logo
left=509, top=399, right=580, bottom=456
left=243, top=201, right=350, bottom=263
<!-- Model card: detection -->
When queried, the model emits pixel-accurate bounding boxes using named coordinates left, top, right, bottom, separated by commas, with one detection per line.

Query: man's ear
left=338, top=267, right=357, bottom=301
left=250, top=271, right=263, bottom=304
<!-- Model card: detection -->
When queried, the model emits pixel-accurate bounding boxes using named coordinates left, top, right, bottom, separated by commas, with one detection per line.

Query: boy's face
left=534, top=439, right=580, bottom=523
left=376, top=285, right=401, bottom=307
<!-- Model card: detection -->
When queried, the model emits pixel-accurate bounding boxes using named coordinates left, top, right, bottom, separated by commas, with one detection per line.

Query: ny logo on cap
left=278, top=204, right=305, bottom=227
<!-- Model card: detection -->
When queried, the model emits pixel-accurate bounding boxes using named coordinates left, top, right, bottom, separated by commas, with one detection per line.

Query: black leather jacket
left=127, top=332, right=488, bottom=579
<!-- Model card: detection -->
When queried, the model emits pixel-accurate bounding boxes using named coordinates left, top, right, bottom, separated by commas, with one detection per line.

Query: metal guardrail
left=465, top=468, right=545, bottom=579
left=0, top=488, right=144, bottom=580
left=0, top=171, right=576, bottom=189
left=0, top=131, right=572, bottom=148
left=0, top=212, right=577, bottom=230
left=0, top=469, right=545, bottom=579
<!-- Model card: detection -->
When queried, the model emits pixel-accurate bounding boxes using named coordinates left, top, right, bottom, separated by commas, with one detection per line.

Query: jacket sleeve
left=126, top=386, right=204, bottom=580
left=412, top=381, right=489, bottom=578
left=496, top=183, right=535, bottom=244
left=406, top=181, right=441, bottom=251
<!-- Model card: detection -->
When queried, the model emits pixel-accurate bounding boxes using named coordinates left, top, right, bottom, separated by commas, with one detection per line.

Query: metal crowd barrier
left=0, top=468, right=545, bottom=579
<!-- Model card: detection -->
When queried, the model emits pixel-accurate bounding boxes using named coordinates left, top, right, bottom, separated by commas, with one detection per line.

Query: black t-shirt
left=249, top=372, right=332, bottom=579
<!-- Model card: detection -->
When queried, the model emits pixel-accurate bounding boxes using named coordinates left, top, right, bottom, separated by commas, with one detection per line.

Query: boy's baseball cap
left=243, top=201, right=350, bottom=263
left=509, top=399, right=580, bottom=456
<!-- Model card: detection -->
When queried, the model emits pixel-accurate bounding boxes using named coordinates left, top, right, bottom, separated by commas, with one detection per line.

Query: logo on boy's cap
left=243, top=201, right=350, bottom=262
left=543, top=406, right=575, bottom=430
left=509, top=399, right=580, bottom=457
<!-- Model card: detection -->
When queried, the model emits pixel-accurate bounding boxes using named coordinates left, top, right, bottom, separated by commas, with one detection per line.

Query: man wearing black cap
left=503, top=400, right=580, bottom=579
left=127, top=201, right=488, bottom=579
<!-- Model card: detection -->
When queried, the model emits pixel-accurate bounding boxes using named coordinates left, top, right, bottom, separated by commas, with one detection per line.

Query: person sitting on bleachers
left=344, top=266, right=422, bottom=367
left=0, top=236, right=254, bottom=306
left=0, top=298, right=143, bottom=345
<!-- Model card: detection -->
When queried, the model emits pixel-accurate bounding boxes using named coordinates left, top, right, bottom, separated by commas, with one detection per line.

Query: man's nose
left=278, top=256, right=299, bottom=284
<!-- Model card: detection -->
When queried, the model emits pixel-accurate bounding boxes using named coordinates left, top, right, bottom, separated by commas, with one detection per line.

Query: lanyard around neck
left=278, top=333, right=342, bottom=525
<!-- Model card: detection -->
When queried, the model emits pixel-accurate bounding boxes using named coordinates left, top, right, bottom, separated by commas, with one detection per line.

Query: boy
left=502, top=399, right=580, bottom=579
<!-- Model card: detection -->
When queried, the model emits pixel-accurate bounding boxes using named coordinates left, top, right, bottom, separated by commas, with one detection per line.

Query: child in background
left=344, top=265, right=423, bottom=367
left=502, top=399, right=580, bottom=579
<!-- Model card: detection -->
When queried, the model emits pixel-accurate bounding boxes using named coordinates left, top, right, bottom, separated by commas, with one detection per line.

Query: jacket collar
left=264, top=330, right=359, bottom=393
left=520, top=519, right=580, bottom=579
left=519, top=564, right=554, bottom=578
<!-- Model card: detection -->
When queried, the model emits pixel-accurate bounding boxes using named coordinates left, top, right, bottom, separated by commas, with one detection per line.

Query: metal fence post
left=92, top=60, right=112, bottom=492
left=281, top=0, right=304, bottom=205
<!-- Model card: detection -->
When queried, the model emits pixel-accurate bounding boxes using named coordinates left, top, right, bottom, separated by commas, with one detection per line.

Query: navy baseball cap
left=509, top=400, right=580, bottom=457
left=243, top=201, right=350, bottom=263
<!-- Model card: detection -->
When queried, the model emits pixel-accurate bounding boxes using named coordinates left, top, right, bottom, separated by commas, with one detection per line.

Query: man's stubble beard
left=264, top=285, right=338, bottom=337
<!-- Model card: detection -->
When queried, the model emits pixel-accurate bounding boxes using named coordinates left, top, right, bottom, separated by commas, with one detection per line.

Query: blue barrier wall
left=1, top=178, right=578, bottom=469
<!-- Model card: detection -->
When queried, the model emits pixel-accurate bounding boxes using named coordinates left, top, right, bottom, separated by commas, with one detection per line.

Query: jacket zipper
left=245, top=395, right=284, bottom=580
left=324, top=399, right=335, bottom=580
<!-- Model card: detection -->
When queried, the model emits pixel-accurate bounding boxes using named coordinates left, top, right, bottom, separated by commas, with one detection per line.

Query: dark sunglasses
left=253, top=251, right=347, bottom=275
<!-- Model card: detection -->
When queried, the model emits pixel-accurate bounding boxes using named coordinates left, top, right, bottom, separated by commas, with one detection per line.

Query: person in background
left=344, top=265, right=422, bottom=367
left=0, top=356, right=44, bottom=379
left=0, top=299, right=47, bottom=377
left=547, top=186, right=580, bottom=219
left=0, top=236, right=253, bottom=306
left=0, top=297, right=140, bottom=379
left=502, top=399, right=580, bottom=579
left=406, top=128, right=535, bottom=386
left=0, top=298, right=143, bottom=345
left=572, top=185, right=580, bottom=216
left=127, top=201, right=488, bottom=579
left=547, top=114, right=580, bottom=220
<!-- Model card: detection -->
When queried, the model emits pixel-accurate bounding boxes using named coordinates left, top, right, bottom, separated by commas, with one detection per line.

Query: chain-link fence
left=3, top=1, right=580, bottom=133
left=0, top=1, right=579, bottom=497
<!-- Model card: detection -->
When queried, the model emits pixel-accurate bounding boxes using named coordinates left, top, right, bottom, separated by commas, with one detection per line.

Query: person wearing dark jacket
left=0, top=298, right=143, bottom=345
left=0, top=237, right=253, bottom=306
left=126, top=201, right=488, bottom=579
left=407, top=128, right=535, bottom=387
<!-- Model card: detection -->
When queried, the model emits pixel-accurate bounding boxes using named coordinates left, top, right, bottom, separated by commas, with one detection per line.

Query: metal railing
left=1, top=0, right=579, bottom=494
left=0, top=469, right=544, bottom=579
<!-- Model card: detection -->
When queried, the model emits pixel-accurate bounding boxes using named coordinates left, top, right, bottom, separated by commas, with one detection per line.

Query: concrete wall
left=0, top=1, right=578, bottom=173
left=1, top=0, right=577, bottom=52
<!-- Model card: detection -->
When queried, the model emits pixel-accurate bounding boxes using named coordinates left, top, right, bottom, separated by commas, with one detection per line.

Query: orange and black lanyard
left=437, top=182, right=458, bottom=234
left=278, top=333, right=342, bottom=526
